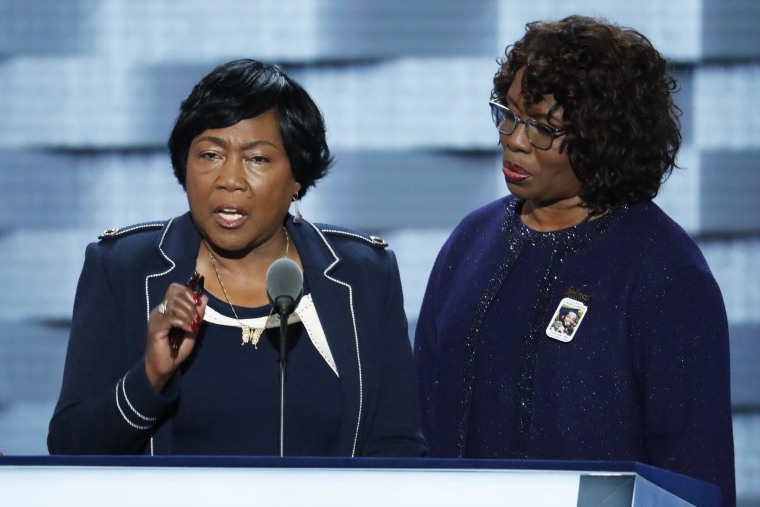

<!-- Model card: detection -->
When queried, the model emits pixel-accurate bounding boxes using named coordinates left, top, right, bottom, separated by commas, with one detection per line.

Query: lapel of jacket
left=287, top=215, right=364, bottom=456
left=144, top=213, right=203, bottom=316
left=143, top=212, right=202, bottom=454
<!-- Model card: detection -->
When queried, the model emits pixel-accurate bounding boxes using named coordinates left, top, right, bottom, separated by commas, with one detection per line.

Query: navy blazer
left=48, top=212, right=427, bottom=457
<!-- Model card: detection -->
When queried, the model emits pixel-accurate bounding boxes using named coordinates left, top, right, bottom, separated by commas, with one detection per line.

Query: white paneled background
left=0, top=0, right=758, bottom=504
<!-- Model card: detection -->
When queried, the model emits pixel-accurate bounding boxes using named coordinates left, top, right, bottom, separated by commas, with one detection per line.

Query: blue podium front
left=0, top=456, right=720, bottom=507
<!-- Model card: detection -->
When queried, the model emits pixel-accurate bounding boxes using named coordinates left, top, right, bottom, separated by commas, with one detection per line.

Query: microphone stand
left=276, top=299, right=292, bottom=457
left=266, top=257, right=303, bottom=458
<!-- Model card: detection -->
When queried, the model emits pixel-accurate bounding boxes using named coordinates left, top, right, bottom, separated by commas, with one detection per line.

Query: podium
left=0, top=456, right=719, bottom=507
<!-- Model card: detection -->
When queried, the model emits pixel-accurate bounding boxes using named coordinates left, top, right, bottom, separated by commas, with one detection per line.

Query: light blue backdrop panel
left=0, top=0, right=758, bottom=502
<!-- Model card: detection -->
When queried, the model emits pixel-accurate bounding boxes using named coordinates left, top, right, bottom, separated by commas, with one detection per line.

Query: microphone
left=265, top=257, right=303, bottom=457
left=266, top=258, right=303, bottom=317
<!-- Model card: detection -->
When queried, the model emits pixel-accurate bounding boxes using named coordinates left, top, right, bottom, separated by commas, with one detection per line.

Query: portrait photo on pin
left=546, top=297, right=588, bottom=342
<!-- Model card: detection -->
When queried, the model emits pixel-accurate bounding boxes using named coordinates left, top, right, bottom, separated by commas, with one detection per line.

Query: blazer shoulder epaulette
left=98, top=220, right=167, bottom=240
left=316, top=223, right=388, bottom=249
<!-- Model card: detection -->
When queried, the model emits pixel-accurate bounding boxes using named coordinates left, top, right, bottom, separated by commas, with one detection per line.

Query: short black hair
left=168, top=59, right=332, bottom=197
left=493, top=15, right=682, bottom=212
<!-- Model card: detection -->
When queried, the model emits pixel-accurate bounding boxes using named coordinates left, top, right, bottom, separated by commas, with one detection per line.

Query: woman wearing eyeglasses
left=415, top=15, right=734, bottom=505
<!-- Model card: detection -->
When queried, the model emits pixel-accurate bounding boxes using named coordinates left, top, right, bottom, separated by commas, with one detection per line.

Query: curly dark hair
left=168, top=59, right=333, bottom=198
left=492, top=15, right=682, bottom=211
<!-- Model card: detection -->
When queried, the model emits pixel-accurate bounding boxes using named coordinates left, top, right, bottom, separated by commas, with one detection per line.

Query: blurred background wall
left=0, top=0, right=758, bottom=503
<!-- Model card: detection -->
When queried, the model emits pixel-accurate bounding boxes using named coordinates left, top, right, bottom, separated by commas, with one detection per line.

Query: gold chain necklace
left=205, top=228, right=290, bottom=348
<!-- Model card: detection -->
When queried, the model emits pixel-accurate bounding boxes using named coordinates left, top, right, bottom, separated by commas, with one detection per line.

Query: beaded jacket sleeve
left=415, top=195, right=734, bottom=505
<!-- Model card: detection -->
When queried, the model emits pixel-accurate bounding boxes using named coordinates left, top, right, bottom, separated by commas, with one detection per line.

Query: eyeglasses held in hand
left=489, top=100, right=565, bottom=151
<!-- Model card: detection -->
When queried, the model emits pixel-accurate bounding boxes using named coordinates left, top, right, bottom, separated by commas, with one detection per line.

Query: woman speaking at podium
left=415, top=16, right=734, bottom=505
left=48, top=59, right=426, bottom=458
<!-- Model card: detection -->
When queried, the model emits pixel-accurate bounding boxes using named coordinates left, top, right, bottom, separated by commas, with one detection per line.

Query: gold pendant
left=241, top=324, right=262, bottom=349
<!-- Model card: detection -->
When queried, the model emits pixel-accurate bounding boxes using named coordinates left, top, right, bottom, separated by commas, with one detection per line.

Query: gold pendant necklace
left=206, top=228, right=290, bottom=348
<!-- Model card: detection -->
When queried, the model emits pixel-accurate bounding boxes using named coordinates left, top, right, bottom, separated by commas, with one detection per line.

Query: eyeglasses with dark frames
left=489, top=100, right=565, bottom=151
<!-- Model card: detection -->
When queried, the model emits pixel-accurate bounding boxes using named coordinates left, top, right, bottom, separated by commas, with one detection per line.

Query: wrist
left=144, top=359, right=172, bottom=393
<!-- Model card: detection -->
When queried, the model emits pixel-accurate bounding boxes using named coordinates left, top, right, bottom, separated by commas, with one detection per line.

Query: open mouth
left=213, top=206, right=248, bottom=228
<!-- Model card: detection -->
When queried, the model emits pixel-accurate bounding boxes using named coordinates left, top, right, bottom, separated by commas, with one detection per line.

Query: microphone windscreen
left=266, top=258, right=304, bottom=306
